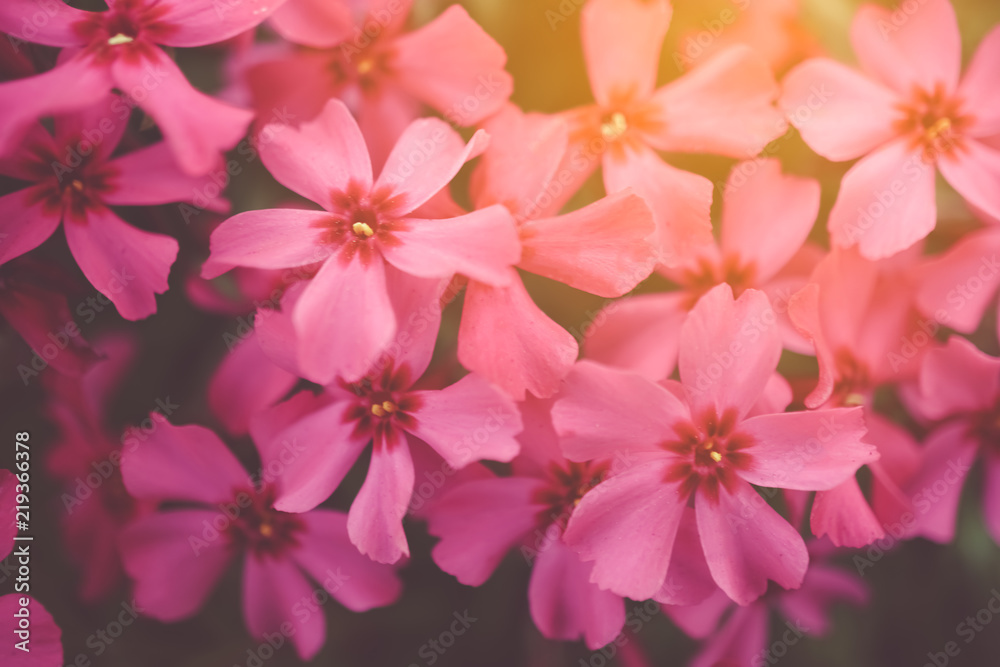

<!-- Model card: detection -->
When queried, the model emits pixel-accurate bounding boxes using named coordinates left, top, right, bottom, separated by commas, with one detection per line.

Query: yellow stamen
left=259, top=523, right=274, bottom=538
left=600, top=112, right=628, bottom=141
left=107, top=33, right=134, bottom=46
left=357, top=58, right=375, bottom=75
left=844, top=392, right=866, bottom=407
left=71, top=180, right=84, bottom=191
left=381, top=401, right=397, bottom=414
left=352, top=221, right=374, bottom=237
left=709, top=451, right=723, bottom=463
left=371, top=404, right=386, bottom=417
left=927, top=117, right=952, bottom=139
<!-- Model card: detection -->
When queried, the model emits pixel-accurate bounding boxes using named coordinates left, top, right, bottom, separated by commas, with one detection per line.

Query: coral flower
left=780, top=0, right=1000, bottom=259
left=203, top=98, right=520, bottom=385
left=553, top=284, right=876, bottom=604
left=0, top=0, right=285, bottom=174
left=119, top=420, right=402, bottom=661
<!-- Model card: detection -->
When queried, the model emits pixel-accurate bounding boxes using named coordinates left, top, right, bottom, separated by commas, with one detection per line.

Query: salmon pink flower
left=203, top=99, right=521, bottom=385
left=426, top=395, right=625, bottom=649
left=0, top=0, right=286, bottom=174
left=585, top=158, right=821, bottom=382
left=780, top=0, right=1000, bottom=259
left=244, top=0, right=512, bottom=167
left=553, top=284, right=877, bottom=604
left=119, top=419, right=402, bottom=661
left=457, top=104, right=658, bottom=399
left=559, top=0, right=786, bottom=265
left=0, top=95, right=227, bottom=320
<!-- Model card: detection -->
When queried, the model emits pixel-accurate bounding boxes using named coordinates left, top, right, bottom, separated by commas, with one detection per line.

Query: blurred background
left=2, top=0, right=1000, bottom=665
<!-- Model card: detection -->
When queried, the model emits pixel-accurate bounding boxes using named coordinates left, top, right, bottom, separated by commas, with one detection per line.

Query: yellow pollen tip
left=928, top=117, right=952, bottom=138
left=357, top=59, right=375, bottom=75
left=381, top=401, right=397, bottom=414
left=352, top=221, right=374, bottom=237
left=371, top=404, right=386, bottom=417
left=259, top=523, right=274, bottom=538
left=600, top=112, right=628, bottom=141
left=709, top=451, right=723, bottom=463
left=107, top=33, right=134, bottom=45
left=71, top=180, right=84, bottom=191
left=844, top=392, right=866, bottom=406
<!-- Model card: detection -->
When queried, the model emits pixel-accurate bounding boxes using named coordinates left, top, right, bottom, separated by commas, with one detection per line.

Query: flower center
left=107, top=32, right=134, bottom=45
left=533, top=460, right=609, bottom=531
left=599, top=111, right=629, bottom=141
left=895, top=84, right=974, bottom=162
left=831, top=349, right=871, bottom=407
left=370, top=400, right=398, bottom=418
left=225, top=486, right=305, bottom=558
left=663, top=408, right=755, bottom=504
left=352, top=221, right=375, bottom=238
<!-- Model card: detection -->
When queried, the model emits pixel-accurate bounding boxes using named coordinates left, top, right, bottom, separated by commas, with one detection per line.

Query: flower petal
left=158, top=0, right=291, bottom=47
left=0, top=0, right=88, bottom=46
left=242, top=555, right=325, bottom=661
left=938, top=139, right=1000, bottom=222
left=0, top=186, right=61, bottom=266
left=104, top=141, right=228, bottom=211
left=917, top=335, right=1000, bottom=420
left=810, top=478, right=885, bottom=547
left=347, top=429, right=414, bottom=563
left=959, top=25, right=1000, bottom=138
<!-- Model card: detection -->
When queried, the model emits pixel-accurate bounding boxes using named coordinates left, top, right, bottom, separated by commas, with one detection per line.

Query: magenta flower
left=558, top=0, right=786, bottom=265
left=426, top=395, right=625, bottom=649
left=251, top=298, right=523, bottom=564
left=0, top=0, right=288, bottom=174
left=553, top=284, right=877, bottom=604
left=585, top=158, right=822, bottom=382
left=458, top=104, right=658, bottom=399
left=244, top=0, right=512, bottom=167
left=0, top=95, right=227, bottom=320
left=203, top=98, right=521, bottom=385
left=119, top=419, right=402, bottom=661
left=780, top=0, right=1000, bottom=259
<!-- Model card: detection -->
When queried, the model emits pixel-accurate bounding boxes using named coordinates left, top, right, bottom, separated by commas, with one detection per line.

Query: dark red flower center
left=569, top=91, right=666, bottom=161
left=678, top=254, right=758, bottom=310
left=830, top=348, right=871, bottom=407
left=72, top=0, right=178, bottom=65
left=329, top=43, right=395, bottom=92
left=894, top=84, right=975, bottom=162
left=313, top=180, right=408, bottom=267
left=663, top=407, right=756, bottom=504
left=25, top=146, right=118, bottom=223
left=225, top=485, right=306, bottom=559
left=342, top=363, right=422, bottom=443
left=532, top=460, right=609, bottom=531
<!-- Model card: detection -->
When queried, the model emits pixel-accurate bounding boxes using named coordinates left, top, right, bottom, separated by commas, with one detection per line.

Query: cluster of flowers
left=1, top=0, right=999, bottom=664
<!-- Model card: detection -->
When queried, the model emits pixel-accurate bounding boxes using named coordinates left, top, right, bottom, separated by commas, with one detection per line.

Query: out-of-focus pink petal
left=209, top=332, right=297, bottom=437
left=647, top=45, right=784, bottom=158
left=0, top=0, right=88, bottom=46
left=158, top=0, right=291, bottom=47
left=583, top=292, right=688, bottom=382
left=603, top=144, right=713, bottom=267
left=381, top=207, right=521, bottom=286
left=104, top=142, right=228, bottom=211
left=553, top=361, right=689, bottom=462
left=529, top=538, right=626, bottom=650
left=121, top=421, right=249, bottom=504
left=347, top=429, right=414, bottom=563
left=356, top=83, right=423, bottom=173
left=268, top=0, right=353, bottom=48
left=916, top=228, right=1000, bottom=334
left=811, top=479, right=885, bottom=547
left=0, top=595, right=63, bottom=667
left=293, top=254, right=395, bottom=384
left=110, top=51, right=252, bottom=175
left=905, top=422, right=978, bottom=543
left=983, top=452, right=1000, bottom=546
left=663, top=589, right=732, bottom=640
left=242, top=555, right=325, bottom=661
left=118, top=510, right=233, bottom=620
left=960, top=26, right=1000, bottom=138
left=0, top=187, right=61, bottom=265
left=738, top=407, right=876, bottom=490
left=720, top=159, right=820, bottom=284
left=0, top=55, right=113, bottom=159
left=52, top=94, right=128, bottom=164
left=747, top=372, right=794, bottom=417
left=679, top=285, right=782, bottom=420
left=827, top=139, right=936, bottom=260
left=408, top=373, right=522, bottom=467
left=427, top=476, right=544, bottom=586
left=696, top=478, right=808, bottom=605
left=202, top=209, right=332, bottom=279
left=775, top=563, right=868, bottom=637
left=63, top=208, right=178, bottom=321
left=689, top=604, right=768, bottom=667
left=779, top=58, right=899, bottom=161
left=563, top=459, right=687, bottom=600
left=519, top=191, right=656, bottom=297
left=654, top=508, right=716, bottom=607
left=260, top=98, right=372, bottom=206
left=392, top=6, right=512, bottom=125
left=293, top=510, right=403, bottom=611
left=850, top=0, right=960, bottom=95
left=580, top=0, right=671, bottom=108
left=458, top=274, right=578, bottom=400
left=375, top=120, right=489, bottom=214
left=918, top=336, right=1000, bottom=420
left=938, top=139, right=1000, bottom=222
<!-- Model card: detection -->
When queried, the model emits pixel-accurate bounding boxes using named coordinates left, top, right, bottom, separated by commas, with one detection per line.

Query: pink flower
left=0, top=0, right=286, bottom=174
left=558, top=0, right=786, bottom=265
left=901, top=335, right=1000, bottom=545
left=426, top=395, right=625, bottom=649
left=665, top=541, right=867, bottom=667
left=43, top=333, right=156, bottom=603
left=0, top=94, right=227, bottom=320
left=244, top=0, right=512, bottom=167
left=780, top=0, right=1000, bottom=259
left=250, top=294, right=523, bottom=564
left=119, top=419, right=402, bottom=661
left=203, top=98, right=521, bottom=385
left=585, top=158, right=821, bottom=382
left=0, top=470, right=64, bottom=667
left=457, top=104, right=658, bottom=399
left=553, top=284, right=877, bottom=604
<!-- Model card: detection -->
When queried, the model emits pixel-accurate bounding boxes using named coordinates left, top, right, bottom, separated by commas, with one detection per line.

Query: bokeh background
left=3, top=0, right=1000, bottom=665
